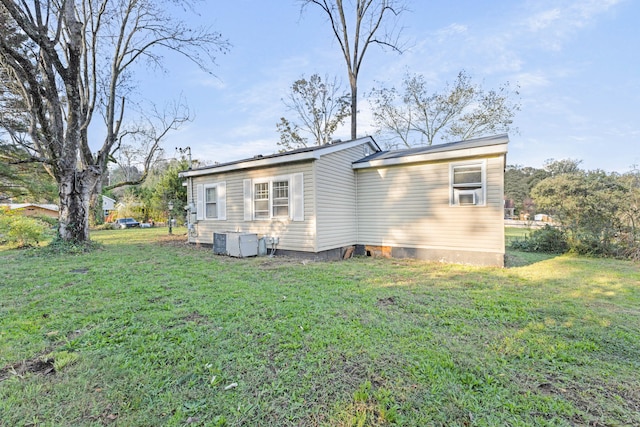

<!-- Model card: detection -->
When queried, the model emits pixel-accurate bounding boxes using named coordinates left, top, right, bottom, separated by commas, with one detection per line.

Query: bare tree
left=301, top=0, right=406, bottom=140
left=104, top=99, right=191, bottom=190
left=0, top=0, right=228, bottom=243
left=277, top=74, right=350, bottom=151
left=369, top=71, right=520, bottom=148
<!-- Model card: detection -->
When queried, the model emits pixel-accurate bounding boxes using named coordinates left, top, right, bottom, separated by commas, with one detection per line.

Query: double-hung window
left=243, top=173, right=303, bottom=221
left=253, top=182, right=270, bottom=219
left=253, top=180, right=289, bottom=219
left=450, top=161, right=486, bottom=206
left=205, top=186, right=218, bottom=219
left=196, top=182, right=227, bottom=220
left=272, top=181, right=289, bottom=217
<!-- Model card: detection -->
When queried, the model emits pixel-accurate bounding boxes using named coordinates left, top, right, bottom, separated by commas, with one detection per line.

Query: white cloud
left=514, top=72, right=551, bottom=90
left=521, top=0, right=623, bottom=50
left=188, top=70, right=227, bottom=89
left=435, top=23, right=468, bottom=42
left=526, top=8, right=561, bottom=31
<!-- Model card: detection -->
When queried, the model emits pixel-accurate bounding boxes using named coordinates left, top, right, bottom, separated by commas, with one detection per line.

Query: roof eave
left=352, top=142, right=508, bottom=170
left=179, top=136, right=380, bottom=178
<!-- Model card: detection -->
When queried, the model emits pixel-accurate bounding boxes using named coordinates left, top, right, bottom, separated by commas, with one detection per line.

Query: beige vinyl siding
left=315, top=145, right=369, bottom=251
left=189, top=161, right=316, bottom=252
left=356, top=155, right=505, bottom=254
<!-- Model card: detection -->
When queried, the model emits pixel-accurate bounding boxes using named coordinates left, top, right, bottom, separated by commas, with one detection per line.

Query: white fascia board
left=180, top=136, right=378, bottom=178
left=178, top=151, right=319, bottom=178
left=352, top=143, right=508, bottom=170
left=314, top=136, right=379, bottom=156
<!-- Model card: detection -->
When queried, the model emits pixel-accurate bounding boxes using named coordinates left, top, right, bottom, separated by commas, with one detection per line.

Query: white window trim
left=449, top=160, right=486, bottom=207
left=198, top=182, right=226, bottom=220
left=252, top=175, right=290, bottom=220
left=243, top=173, right=304, bottom=221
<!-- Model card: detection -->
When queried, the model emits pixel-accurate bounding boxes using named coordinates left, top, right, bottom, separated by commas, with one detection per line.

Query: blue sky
left=139, top=0, right=639, bottom=173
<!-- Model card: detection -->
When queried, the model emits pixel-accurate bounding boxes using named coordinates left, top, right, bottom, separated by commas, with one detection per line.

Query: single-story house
left=0, top=203, right=59, bottom=218
left=178, top=134, right=509, bottom=266
left=102, top=195, right=116, bottom=217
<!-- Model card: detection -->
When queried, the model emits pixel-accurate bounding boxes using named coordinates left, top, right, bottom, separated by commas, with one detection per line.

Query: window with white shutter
left=200, top=182, right=227, bottom=220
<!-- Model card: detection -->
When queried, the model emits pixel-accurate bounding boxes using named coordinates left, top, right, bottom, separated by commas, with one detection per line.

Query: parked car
left=114, top=218, right=140, bottom=229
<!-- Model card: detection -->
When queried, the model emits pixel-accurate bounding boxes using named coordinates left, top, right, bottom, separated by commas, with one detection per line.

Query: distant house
left=1, top=203, right=59, bottom=218
left=178, top=134, right=509, bottom=266
left=534, top=213, right=552, bottom=222
left=504, top=199, right=516, bottom=219
left=102, top=195, right=116, bottom=217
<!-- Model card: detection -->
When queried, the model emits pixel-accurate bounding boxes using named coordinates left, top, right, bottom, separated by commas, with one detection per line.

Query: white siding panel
left=190, top=162, right=316, bottom=252
left=291, top=172, right=304, bottom=221
left=315, top=145, right=367, bottom=251
left=243, top=179, right=252, bottom=221
left=356, top=155, right=505, bottom=253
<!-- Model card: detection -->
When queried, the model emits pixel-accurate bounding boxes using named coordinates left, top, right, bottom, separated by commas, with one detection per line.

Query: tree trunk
left=89, top=177, right=106, bottom=226
left=350, top=77, right=358, bottom=140
left=58, top=168, right=100, bottom=243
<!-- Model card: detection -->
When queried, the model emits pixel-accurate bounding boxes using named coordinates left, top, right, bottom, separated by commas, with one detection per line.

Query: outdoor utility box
left=226, top=232, right=258, bottom=257
left=213, top=233, right=227, bottom=255
left=213, top=232, right=259, bottom=257
left=258, top=237, right=267, bottom=256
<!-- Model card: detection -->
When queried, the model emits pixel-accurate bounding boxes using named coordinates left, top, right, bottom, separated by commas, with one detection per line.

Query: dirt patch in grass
left=155, top=233, right=324, bottom=269
left=514, top=372, right=640, bottom=425
left=156, top=233, right=201, bottom=249
left=257, top=257, right=316, bottom=269
left=0, top=356, right=55, bottom=381
left=376, top=296, right=396, bottom=307
left=182, top=311, right=211, bottom=324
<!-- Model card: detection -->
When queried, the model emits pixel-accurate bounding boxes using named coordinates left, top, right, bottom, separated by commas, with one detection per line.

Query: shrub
left=40, top=237, right=102, bottom=255
left=509, top=225, right=568, bottom=254
left=92, top=222, right=114, bottom=231
left=531, top=168, right=640, bottom=259
left=0, top=210, right=50, bottom=247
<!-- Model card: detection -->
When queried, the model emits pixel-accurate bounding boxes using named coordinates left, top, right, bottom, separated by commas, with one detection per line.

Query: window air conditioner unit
left=457, top=190, right=477, bottom=206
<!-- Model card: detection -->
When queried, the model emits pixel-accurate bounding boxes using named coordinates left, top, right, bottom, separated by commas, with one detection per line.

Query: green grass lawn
left=1, top=228, right=639, bottom=426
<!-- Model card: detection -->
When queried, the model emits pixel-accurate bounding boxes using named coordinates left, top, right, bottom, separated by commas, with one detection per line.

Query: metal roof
left=179, top=136, right=381, bottom=177
left=353, top=134, right=509, bottom=164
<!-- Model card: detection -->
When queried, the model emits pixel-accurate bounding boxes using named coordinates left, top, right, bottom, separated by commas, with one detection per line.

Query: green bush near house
left=509, top=224, right=568, bottom=254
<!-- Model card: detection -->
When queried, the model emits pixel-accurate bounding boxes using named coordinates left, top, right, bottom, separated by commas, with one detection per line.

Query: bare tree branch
left=277, top=74, right=350, bottom=151
left=369, top=71, right=520, bottom=148
left=301, top=0, right=406, bottom=139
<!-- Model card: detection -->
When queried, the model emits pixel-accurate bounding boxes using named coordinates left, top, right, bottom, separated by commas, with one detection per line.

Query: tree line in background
left=506, top=159, right=640, bottom=260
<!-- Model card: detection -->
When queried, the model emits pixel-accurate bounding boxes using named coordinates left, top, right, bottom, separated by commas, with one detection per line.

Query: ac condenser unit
left=213, top=232, right=258, bottom=257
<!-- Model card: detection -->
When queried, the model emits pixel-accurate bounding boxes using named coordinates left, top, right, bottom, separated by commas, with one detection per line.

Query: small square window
left=451, top=162, right=485, bottom=206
